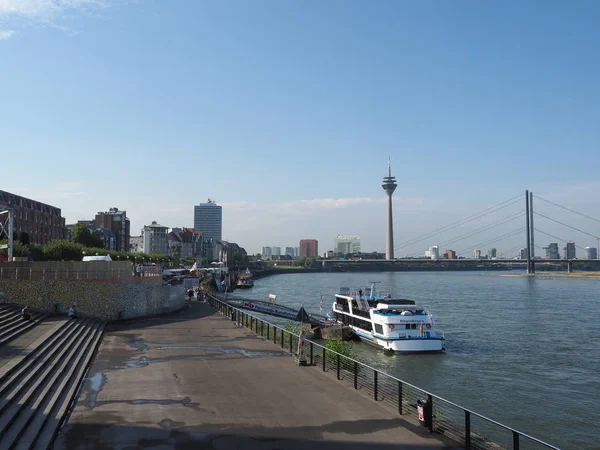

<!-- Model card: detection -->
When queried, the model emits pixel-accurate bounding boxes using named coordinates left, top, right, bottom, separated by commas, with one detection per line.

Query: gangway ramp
left=219, top=296, right=327, bottom=326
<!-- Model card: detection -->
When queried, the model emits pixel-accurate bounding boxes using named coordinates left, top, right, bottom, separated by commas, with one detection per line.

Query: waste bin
left=417, top=399, right=432, bottom=429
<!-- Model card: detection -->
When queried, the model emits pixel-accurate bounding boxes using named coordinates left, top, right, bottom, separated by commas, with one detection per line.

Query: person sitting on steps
left=21, top=306, right=32, bottom=321
left=68, top=304, right=79, bottom=319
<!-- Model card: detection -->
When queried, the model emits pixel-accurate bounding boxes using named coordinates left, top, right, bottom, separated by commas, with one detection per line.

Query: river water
left=229, top=271, right=599, bottom=449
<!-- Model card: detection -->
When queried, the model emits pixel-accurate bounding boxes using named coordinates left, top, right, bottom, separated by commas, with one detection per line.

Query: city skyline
left=2, top=2, right=600, bottom=254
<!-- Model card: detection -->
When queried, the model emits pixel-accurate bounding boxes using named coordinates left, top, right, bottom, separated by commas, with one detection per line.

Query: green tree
left=43, top=240, right=84, bottom=261
left=70, top=223, right=104, bottom=248
left=18, top=232, right=30, bottom=246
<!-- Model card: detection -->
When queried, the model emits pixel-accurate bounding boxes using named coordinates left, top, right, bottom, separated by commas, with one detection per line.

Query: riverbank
left=56, top=302, right=459, bottom=449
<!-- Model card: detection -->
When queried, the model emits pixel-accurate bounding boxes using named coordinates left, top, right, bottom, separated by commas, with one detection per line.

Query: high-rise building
left=272, top=246, right=281, bottom=256
left=585, top=247, right=598, bottom=259
left=564, top=241, right=576, bottom=259
left=0, top=189, right=66, bottom=246
left=428, top=246, right=440, bottom=260
left=488, top=248, right=497, bottom=259
left=335, top=235, right=361, bottom=255
left=443, top=249, right=456, bottom=259
left=519, top=248, right=528, bottom=260
left=473, top=249, right=481, bottom=259
left=194, top=199, right=222, bottom=241
left=294, top=247, right=299, bottom=257
left=261, top=246, right=272, bottom=259
left=285, top=247, right=295, bottom=257
left=95, top=207, right=130, bottom=252
left=300, top=239, right=318, bottom=258
left=381, top=158, right=397, bottom=260
left=141, top=221, right=169, bottom=255
left=544, top=243, right=559, bottom=259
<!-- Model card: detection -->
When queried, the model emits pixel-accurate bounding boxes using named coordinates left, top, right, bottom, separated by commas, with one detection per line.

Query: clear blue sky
left=1, top=1, right=599, bottom=255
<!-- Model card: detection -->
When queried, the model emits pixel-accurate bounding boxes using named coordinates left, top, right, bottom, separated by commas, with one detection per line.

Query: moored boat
left=331, top=284, right=445, bottom=353
left=236, top=269, right=254, bottom=289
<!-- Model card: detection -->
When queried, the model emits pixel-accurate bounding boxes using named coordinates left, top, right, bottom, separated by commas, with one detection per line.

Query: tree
left=255, top=253, right=262, bottom=260
left=18, top=232, right=30, bottom=246
left=70, top=223, right=104, bottom=248
left=43, top=240, right=84, bottom=261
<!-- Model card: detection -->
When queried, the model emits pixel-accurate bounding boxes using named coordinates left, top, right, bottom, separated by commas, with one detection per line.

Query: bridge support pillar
left=567, top=261, right=573, bottom=274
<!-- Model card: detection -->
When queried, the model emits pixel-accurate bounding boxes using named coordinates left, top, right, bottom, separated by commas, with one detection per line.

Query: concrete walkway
left=55, top=302, right=461, bottom=450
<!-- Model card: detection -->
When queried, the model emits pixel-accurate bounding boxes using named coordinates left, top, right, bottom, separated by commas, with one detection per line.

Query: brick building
left=0, top=190, right=66, bottom=245
left=95, top=208, right=130, bottom=252
left=299, top=239, right=318, bottom=258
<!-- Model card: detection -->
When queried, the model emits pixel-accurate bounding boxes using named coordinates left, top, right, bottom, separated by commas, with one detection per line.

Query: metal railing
left=206, top=294, right=560, bottom=450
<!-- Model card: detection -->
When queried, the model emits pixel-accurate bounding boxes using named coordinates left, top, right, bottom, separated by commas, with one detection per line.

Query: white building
left=294, top=247, right=299, bottom=257
left=261, top=246, right=272, bottom=260
left=141, top=221, right=169, bottom=255
left=285, top=246, right=295, bottom=257
left=585, top=247, right=598, bottom=259
left=194, top=199, right=222, bottom=241
left=335, top=235, right=361, bottom=255
left=473, top=249, right=481, bottom=259
left=129, top=236, right=143, bottom=253
left=272, top=246, right=281, bottom=256
left=428, top=246, right=440, bottom=260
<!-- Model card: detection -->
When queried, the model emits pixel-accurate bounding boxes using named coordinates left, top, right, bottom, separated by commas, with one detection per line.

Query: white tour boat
left=330, top=285, right=445, bottom=353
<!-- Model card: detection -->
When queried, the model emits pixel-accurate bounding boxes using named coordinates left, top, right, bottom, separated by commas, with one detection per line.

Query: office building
left=428, top=246, right=440, bottom=260
left=473, top=249, right=481, bottom=259
left=194, top=199, right=222, bottom=241
left=95, top=207, right=130, bottom=252
left=141, top=221, right=169, bottom=255
left=335, top=235, right=361, bottom=255
left=519, top=248, right=528, bottom=260
left=564, top=241, right=576, bottom=259
left=585, top=247, right=598, bottom=259
left=300, top=239, right=318, bottom=258
left=285, top=247, right=295, bottom=257
left=0, top=189, right=66, bottom=245
left=443, top=249, right=456, bottom=259
left=261, top=246, right=272, bottom=259
left=544, top=243, right=559, bottom=259
left=272, top=246, right=281, bottom=256
left=294, top=247, right=299, bottom=257
left=488, top=248, right=497, bottom=259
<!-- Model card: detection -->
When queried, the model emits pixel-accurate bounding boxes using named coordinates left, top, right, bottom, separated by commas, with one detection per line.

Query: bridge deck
left=55, top=302, right=459, bottom=450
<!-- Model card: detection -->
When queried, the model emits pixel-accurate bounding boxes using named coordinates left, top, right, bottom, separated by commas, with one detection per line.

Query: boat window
left=374, top=324, right=384, bottom=334
left=411, top=324, right=417, bottom=329
left=405, top=324, right=411, bottom=330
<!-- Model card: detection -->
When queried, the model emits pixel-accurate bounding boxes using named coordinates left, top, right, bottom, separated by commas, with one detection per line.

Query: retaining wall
left=0, top=263, right=185, bottom=320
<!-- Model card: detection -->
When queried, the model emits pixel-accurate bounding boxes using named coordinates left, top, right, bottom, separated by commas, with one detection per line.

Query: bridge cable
left=394, top=195, right=522, bottom=251
left=533, top=228, right=588, bottom=251
left=534, top=195, right=600, bottom=225
left=407, top=211, right=524, bottom=257
left=533, top=212, right=600, bottom=239
left=456, top=228, right=523, bottom=256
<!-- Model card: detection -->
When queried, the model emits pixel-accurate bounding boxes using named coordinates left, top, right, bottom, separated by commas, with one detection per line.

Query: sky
left=1, top=0, right=599, bottom=256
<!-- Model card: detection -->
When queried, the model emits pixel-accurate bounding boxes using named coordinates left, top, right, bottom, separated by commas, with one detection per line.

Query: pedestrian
left=21, top=306, right=32, bottom=321
left=68, top=303, right=79, bottom=319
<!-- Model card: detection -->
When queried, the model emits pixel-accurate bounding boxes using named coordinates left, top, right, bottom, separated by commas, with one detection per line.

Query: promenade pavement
left=55, top=302, right=462, bottom=450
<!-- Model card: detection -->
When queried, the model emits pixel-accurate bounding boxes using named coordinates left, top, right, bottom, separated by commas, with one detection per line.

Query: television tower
left=382, top=157, right=397, bottom=260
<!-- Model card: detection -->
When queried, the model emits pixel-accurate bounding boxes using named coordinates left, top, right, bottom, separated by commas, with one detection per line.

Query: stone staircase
left=0, top=314, right=106, bottom=450
left=0, top=304, right=46, bottom=347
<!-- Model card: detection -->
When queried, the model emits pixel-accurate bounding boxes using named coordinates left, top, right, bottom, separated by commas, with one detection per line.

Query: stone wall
left=0, top=261, right=136, bottom=281
left=0, top=277, right=185, bottom=321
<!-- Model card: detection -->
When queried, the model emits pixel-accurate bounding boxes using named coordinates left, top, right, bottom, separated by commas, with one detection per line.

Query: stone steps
left=0, top=317, right=106, bottom=450
left=0, top=305, right=47, bottom=347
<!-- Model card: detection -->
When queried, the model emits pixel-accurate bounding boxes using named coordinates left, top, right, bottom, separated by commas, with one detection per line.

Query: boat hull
left=351, top=327, right=445, bottom=353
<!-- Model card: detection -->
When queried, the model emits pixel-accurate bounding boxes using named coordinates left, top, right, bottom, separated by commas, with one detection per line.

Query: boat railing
left=206, top=293, right=560, bottom=450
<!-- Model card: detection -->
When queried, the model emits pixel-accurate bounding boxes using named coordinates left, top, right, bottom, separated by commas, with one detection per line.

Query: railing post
left=513, top=432, right=519, bottom=450
left=398, top=381, right=403, bottom=415
left=374, top=370, right=378, bottom=400
left=465, top=411, right=471, bottom=449
left=274, top=326, right=277, bottom=344
left=261, top=320, right=264, bottom=336
left=322, top=348, right=326, bottom=372
left=289, top=333, right=293, bottom=354
left=336, top=354, right=341, bottom=380
left=427, top=394, right=433, bottom=432
left=281, top=330, right=284, bottom=348
left=310, top=342, right=314, bottom=365
left=354, top=362, right=358, bottom=389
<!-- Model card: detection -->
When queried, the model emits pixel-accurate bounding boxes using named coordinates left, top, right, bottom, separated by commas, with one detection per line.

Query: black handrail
left=205, top=294, right=560, bottom=450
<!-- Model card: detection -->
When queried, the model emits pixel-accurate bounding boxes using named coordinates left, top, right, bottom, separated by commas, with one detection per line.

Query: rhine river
left=229, top=271, right=599, bottom=450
